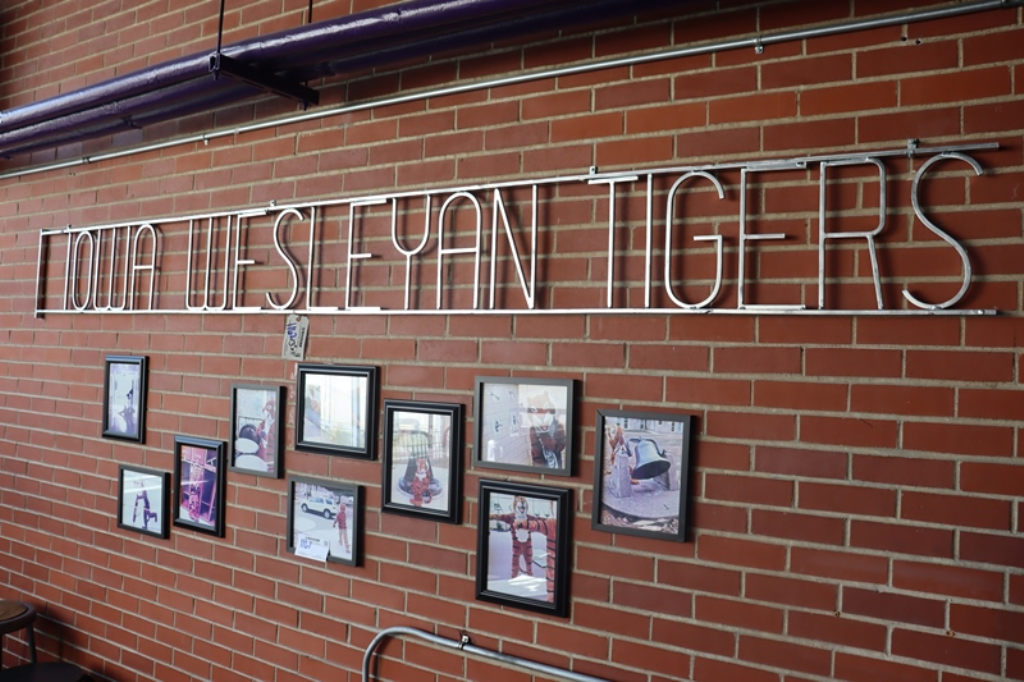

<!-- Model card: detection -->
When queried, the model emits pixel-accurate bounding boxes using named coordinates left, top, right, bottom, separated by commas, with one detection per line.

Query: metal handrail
left=362, top=626, right=610, bottom=682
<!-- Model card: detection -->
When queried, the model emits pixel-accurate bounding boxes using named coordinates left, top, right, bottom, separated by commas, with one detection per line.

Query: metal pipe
left=0, top=81, right=254, bottom=158
left=35, top=305, right=998, bottom=317
left=2, top=0, right=1019, bottom=181
left=361, top=626, right=610, bottom=682
left=292, top=0, right=680, bottom=81
left=0, top=0, right=676, bottom=155
left=0, top=0, right=642, bottom=135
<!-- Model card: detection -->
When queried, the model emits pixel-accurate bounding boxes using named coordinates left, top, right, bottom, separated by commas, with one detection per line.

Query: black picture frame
left=592, top=409, right=693, bottom=542
left=476, top=479, right=571, bottom=617
left=228, top=384, right=285, bottom=478
left=286, top=475, right=361, bottom=566
left=381, top=400, right=463, bottom=524
left=117, top=465, right=169, bottom=539
left=102, top=355, right=148, bottom=443
left=172, top=435, right=227, bottom=537
left=296, top=364, right=378, bottom=459
left=472, top=376, right=575, bottom=476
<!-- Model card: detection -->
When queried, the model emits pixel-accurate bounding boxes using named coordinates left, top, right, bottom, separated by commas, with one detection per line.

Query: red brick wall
left=0, top=1, right=1022, bottom=680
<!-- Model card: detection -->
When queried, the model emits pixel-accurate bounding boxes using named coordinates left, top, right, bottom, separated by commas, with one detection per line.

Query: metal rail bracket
left=212, top=0, right=320, bottom=106
left=209, top=53, right=320, bottom=105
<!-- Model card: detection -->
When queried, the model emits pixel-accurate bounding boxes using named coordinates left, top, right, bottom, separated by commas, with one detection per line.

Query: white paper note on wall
left=282, top=314, right=309, bottom=361
left=295, top=532, right=329, bottom=562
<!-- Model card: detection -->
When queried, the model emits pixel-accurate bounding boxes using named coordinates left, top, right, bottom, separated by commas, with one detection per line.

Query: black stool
left=0, top=602, right=36, bottom=667
left=0, top=663, right=86, bottom=681
left=0, top=602, right=86, bottom=681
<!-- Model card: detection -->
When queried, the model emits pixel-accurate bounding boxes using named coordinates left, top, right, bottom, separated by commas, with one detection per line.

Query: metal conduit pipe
left=362, top=626, right=610, bottom=682
left=2, top=0, right=1020, bottom=182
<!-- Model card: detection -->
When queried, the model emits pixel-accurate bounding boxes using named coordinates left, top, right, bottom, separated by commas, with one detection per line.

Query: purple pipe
left=0, top=0, right=626, bottom=134
left=0, top=79, right=247, bottom=154
left=298, top=0, right=682, bottom=81
left=0, top=0, right=675, bottom=157
left=0, top=83, right=254, bottom=159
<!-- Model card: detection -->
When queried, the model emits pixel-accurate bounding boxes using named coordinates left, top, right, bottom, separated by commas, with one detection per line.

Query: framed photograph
left=381, top=400, right=463, bottom=523
left=102, top=355, right=147, bottom=442
left=228, top=384, right=285, bottom=478
left=476, top=480, right=571, bottom=617
left=473, top=376, right=575, bottom=476
left=173, top=435, right=227, bottom=537
left=286, top=475, right=360, bottom=566
left=592, top=409, right=694, bottom=542
left=296, top=364, right=378, bottom=459
left=117, top=465, right=169, bottom=539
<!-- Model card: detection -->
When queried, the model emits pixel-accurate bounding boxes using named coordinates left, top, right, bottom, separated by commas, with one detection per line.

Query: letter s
left=266, top=208, right=302, bottom=310
left=904, top=152, right=981, bottom=310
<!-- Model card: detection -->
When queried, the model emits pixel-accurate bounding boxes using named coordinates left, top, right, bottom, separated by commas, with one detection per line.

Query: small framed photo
left=296, top=364, right=378, bottom=459
left=473, top=376, right=575, bottom=476
left=173, top=435, right=227, bottom=537
left=102, top=355, right=147, bottom=442
left=381, top=400, right=463, bottom=523
left=476, top=480, right=571, bottom=617
left=228, top=384, right=285, bottom=478
left=286, top=475, right=360, bottom=566
left=592, top=409, right=694, bottom=542
left=117, top=465, right=169, bottom=539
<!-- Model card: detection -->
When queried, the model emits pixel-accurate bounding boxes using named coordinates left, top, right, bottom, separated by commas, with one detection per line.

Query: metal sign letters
left=33, top=141, right=998, bottom=317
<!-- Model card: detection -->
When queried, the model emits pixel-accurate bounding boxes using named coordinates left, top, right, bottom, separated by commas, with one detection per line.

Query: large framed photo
left=117, top=465, right=169, bottom=539
left=228, top=384, right=285, bottom=478
left=381, top=400, right=463, bottom=523
left=473, top=377, right=574, bottom=476
left=173, top=436, right=227, bottom=537
left=592, top=409, right=693, bottom=542
left=102, top=355, right=147, bottom=442
left=286, top=475, right=360, bottom=566
left=476, top=480, right=571, bottom=617
left=296, top=364, right=378, bottom=459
